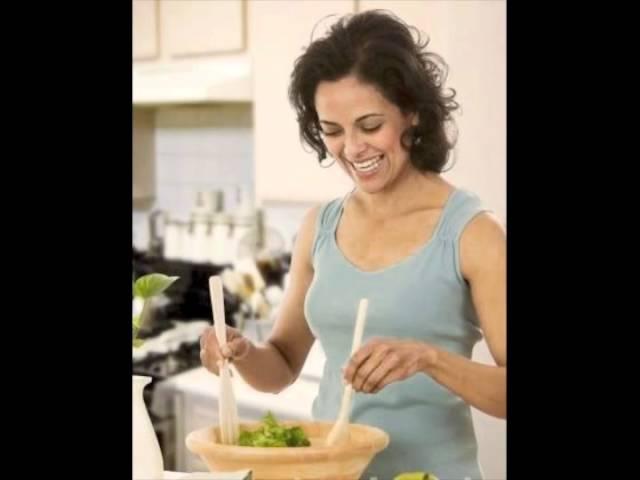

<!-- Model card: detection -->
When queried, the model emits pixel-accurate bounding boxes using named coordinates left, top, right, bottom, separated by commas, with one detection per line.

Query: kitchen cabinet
left=133, top=0, right=245, bottom=63
left=175, top=392, right=216, bottom=472
left=161, top=0, right=245, bottom=59
left=133, top=108, right=155, bottom=207
left=249, top=0, right=356, bottom=204
left=132, top=0, right=251, bottom=105
left=133, top=0, right=159, bottom=61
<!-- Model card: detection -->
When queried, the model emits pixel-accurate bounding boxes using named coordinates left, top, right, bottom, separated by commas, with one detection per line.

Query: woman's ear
left=410, top=112, right=419, bottom=126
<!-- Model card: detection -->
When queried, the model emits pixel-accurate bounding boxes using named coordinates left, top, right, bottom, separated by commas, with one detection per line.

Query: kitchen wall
left=426, top=0, right=507, bottom=226
left=132, top=104, right=314, bottom=253
left=133, top=104, right=251, bottom=251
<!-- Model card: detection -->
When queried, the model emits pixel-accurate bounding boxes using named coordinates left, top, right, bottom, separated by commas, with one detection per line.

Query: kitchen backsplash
left=132, top=104, right=311, bottom=253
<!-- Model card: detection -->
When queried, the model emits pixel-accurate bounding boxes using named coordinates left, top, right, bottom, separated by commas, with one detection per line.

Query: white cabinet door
left=182, top=396, right=218, bottom=472
left=133, top=0, right=251, bottom=104
left=132, top=0, right=160, bottom=61
left=161, top=0, right=245, bottom=59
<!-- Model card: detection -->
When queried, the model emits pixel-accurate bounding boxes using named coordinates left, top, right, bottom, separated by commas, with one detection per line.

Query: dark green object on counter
left=238, top=411, right=311, bottom=447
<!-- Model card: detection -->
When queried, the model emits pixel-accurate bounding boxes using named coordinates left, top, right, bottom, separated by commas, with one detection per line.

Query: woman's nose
left=343, top=130, right=367, bottom=161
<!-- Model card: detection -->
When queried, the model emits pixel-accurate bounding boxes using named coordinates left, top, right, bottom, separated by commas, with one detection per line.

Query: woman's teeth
left=353, top=155, right=383, bottom=173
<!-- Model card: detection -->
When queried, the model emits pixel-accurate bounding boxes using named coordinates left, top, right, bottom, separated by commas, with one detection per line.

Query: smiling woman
left=314, top=76, right=421, bottom=194
left=200, top=9, right=506, bottom=480
left=289, top=9, right=459, bottom=179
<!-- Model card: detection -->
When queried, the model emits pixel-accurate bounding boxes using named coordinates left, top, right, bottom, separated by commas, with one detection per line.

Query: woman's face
left=314, top=75, right=417, bottom=194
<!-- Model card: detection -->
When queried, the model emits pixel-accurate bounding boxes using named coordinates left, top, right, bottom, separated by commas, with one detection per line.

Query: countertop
left=152, top=342, right=327, bottom=420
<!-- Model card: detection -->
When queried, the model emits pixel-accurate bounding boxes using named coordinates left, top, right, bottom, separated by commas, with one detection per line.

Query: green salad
left=238, top=412, right=311, bottom=447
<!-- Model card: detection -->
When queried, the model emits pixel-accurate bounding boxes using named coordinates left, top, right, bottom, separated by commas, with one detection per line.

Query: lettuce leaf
left=237, top=411, right=310, bottom=447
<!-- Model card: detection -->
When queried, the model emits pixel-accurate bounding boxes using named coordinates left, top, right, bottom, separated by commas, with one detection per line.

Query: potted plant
left=132, top=273, right=179, bottom=480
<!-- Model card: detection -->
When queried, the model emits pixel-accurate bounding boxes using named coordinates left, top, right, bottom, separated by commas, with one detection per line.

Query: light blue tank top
left=304, top=188, right=488, bottom=480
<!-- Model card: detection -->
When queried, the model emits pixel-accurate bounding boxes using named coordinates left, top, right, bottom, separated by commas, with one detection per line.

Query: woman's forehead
left=315, top=76, right=395, bottom=121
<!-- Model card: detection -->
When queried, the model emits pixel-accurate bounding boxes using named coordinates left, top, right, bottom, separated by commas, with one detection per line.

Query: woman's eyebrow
left=319, top=113, right=384, bottom=126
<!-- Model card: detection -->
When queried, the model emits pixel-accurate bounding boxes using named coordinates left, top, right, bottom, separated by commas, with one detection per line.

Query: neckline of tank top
left=329, top=188, right=461, bottom=275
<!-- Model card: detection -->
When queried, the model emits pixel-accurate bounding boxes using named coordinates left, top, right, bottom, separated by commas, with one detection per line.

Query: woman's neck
left=351, top=170, right=453, bottom=220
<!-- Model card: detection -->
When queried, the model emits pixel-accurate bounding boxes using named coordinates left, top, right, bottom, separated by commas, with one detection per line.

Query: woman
left=201, top=10, right=506, bottom=480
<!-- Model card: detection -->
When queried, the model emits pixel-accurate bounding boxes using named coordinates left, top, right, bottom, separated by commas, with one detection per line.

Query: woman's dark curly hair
left=288, top=10, right=459, bottom=173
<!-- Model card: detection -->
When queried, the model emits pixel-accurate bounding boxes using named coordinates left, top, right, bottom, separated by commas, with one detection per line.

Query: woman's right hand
left=199, top=325, right=252, bottom=376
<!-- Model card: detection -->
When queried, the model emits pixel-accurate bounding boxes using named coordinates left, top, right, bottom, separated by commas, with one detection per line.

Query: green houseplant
left=132, top=273, right=179, bottom=347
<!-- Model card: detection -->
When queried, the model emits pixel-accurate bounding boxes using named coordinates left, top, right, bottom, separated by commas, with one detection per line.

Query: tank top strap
left=311, top=190, right=352, bottom=259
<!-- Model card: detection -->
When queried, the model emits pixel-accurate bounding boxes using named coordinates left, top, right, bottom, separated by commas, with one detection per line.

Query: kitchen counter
left=153, top=365, right=320, bottom=419
left=152, top=341, right=326, bottom=419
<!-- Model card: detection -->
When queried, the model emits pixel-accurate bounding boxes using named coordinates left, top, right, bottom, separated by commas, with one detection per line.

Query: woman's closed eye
left=322, top=129, right=342, bottom=137
left=321, top=123, right=382, bottom=137
left=361, top=123, right=382, bottom=133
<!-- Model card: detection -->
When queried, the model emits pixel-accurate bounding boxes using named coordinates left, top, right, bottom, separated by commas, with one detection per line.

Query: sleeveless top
left=304, top=188, right=489, bottom=480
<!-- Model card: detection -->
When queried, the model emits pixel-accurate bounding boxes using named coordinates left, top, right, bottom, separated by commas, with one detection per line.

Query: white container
left=164, top=221, right=186, bottom=261
left=189, top=218, right=211, bottom=263
left=133, top=375, right=164, bottom=480
left=208, top=213, right=233, bottom=265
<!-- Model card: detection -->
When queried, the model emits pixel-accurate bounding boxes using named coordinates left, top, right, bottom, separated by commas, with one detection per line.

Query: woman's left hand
left=342, top=337, right=438, bottom=394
